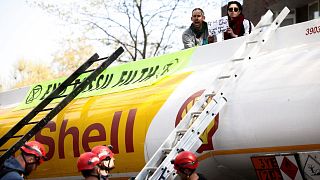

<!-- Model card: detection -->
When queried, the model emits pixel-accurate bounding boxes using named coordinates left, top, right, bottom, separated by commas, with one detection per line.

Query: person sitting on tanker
left=77, top=152, right=101, bottom=180
left=0, top=141, right=48, bottom=180
left=171, top=150, right=207, bottom=180
left=224, top=1, right=254, bottom=40
left=91, top=145, right=115, bottom=179
left=182, top=8, right=216, bottom=49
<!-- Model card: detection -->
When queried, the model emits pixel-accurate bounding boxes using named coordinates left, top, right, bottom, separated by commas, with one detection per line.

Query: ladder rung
left=35, top=108, right=54, bottom=113
left=145, top=167, right=157, bottom=172
left=11, top=135, right=23, bottom=138
left=205, top=93, right=216, bottom=97
left=257, top=23, right=272, bottom=28
left=50, top=94, right=68, bottom=99
left=95, top=56, right=109, bottom=61
left=191, top=111, right=201, bottom=117
left=0, top=149, right=8, bottom=152
left=82, top=69, right=96, bottom=74
left=246, top=40, right=258, bottom=44
left=232, top=58, right=245, bottom=62
left=26, top=121, right=40, bottom=125
left=218, top=75, right=231, bottom=79
left=176, top=129, right=187, bottom=134
left=162, top=148, right=172, bottom=154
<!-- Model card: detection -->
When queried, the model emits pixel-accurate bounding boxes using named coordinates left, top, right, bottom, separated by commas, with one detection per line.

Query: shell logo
left=175, top=90, right=219, bottom=153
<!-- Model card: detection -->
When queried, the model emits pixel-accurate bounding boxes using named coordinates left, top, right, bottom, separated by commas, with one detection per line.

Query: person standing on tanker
left=91, top=145, right=115, bottom=180
left=182, top=8, right=216, bottom=49
left=0, top=141, right=48, bottom=180
left=171, top=150, right=207, bottom=180
left=224, top=1, right=254, bottom=40
left=77, top=152, right=101, bottom=180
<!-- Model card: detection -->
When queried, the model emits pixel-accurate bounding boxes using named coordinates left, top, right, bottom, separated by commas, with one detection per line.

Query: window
left=275, top=10, right=296, bottom=27
left=309, top=1, right=320, bottom=20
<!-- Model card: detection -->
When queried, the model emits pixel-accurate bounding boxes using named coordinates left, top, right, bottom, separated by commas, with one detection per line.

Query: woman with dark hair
left=224, top=1, right=254, bottom=40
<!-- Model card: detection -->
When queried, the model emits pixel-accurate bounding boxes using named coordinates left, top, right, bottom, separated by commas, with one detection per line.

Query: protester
left=91, top=145, right=115, bottom=179
left=77, top=152, right=101, bottom=180
left=224, top=1, right=254, bottom=40
left=171, top=150, right=207, bottom=180
left=182, top=8, right=216, bottom=49
left=0, top=141, right=47, bottom=180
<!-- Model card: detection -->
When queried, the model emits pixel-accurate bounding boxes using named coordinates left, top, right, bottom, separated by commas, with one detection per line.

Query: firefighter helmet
left=91, top=145, right=114, bottom=161
left=77, top=152, right=100, bottom=171
left=20, top=141, right=47, bottom=164
left=172, top=151, right=199, bottom=170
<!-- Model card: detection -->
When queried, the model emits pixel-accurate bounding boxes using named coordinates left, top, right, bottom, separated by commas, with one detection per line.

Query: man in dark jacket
left=182, top=8, right=216, bottom=49
left=0, top=141, right=47, bottom=180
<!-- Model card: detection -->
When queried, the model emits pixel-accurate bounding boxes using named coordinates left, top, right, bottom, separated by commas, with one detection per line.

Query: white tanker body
left=145, top=18, right=320, bottom=179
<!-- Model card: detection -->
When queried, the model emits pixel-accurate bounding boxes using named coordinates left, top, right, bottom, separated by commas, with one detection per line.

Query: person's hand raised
left=227, top=27, right=238, bottom=38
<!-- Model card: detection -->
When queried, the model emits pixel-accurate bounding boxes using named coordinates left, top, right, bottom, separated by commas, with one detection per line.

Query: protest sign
left=208, top=16, right=229, bottom=36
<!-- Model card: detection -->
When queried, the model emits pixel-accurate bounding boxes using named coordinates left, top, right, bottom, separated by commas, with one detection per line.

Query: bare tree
left=29, top=0, right=188, bottom=61
left=52, top=36, right=96, bottom=76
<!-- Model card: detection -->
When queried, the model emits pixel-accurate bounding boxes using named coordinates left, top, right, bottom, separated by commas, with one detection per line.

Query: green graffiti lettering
left=100, top=74, right=114, bottom=89
left=139, top=65, right=159, bottom=82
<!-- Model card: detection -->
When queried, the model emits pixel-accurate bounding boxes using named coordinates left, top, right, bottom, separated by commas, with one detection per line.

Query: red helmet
left=77, top=152, right=100, bottom=171
left=173, top=151, right=199, bottom=170
left=20, top=141, right=47, bottom=164
left=91, top=145, right=114, bottom=161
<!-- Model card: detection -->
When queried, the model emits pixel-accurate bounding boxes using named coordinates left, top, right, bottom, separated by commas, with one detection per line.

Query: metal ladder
left=135, top=7, right=290, bottom=180
left=0, top=47, right=124, bottom=165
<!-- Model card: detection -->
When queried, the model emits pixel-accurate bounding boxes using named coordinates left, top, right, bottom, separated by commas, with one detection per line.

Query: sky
left=0, top=0, right=239, bottom=91
left=0, top=0, right=69, bottom=89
